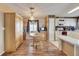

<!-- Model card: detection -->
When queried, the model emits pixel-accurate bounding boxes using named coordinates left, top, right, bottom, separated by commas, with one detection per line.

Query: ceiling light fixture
left=29, top=7, right=35, bottom=20
left=68, top=6, right=79, bottom=14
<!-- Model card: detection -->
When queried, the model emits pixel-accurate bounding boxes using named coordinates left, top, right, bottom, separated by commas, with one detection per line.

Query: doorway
left=27, top=20, right=39, bottom=36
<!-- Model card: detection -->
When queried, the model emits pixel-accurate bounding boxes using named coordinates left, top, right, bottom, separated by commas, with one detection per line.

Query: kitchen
left=48, top=16, right=79, bottom=56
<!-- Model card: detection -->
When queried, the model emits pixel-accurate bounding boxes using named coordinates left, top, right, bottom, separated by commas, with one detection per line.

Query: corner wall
left=0, top=13, right=4, bottom=55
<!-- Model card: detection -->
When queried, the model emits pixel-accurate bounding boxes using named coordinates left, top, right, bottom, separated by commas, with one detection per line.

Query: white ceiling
left=4, top=3, right=79, bottom=18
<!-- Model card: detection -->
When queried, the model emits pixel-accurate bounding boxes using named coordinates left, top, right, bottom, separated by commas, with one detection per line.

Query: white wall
left=15, top=14, right=23, bottom=39
left=15, top=14, right=23, bottom=48
left=64, top=18, right=76, bottom=26
left=39, top=18, right=45, bottom=27
left=56, top=18, right=76, bottom=27
left=0, top=13, right=4, bottom=55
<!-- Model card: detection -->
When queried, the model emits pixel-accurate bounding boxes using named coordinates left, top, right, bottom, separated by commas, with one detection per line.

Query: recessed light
left=68, top=6, right=79, bottom=14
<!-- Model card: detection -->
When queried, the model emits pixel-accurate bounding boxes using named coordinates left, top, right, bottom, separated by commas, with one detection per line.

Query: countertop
left=57, top=34, right=79, bottom=46
left=56, top=31, right=79, bottom=45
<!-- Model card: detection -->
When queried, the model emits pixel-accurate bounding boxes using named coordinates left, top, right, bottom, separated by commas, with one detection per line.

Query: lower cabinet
left=62, top=41, right=74, bottom=56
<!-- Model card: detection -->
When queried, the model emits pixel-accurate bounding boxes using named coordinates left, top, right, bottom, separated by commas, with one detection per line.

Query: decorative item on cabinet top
left=59, top=19, right=64, bottom=21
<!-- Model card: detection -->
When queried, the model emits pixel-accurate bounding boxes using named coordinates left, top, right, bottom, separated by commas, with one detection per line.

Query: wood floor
left=3, top=35, right=66, bottom=56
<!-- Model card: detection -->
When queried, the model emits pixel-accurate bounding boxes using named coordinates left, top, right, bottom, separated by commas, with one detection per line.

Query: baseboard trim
left=0, top=51, right=5, bottom=56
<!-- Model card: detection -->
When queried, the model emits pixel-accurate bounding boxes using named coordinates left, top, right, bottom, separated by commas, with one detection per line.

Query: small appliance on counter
left=39, top=27, right=47, bottom=32
left=62, top=27, right=67, bottom=35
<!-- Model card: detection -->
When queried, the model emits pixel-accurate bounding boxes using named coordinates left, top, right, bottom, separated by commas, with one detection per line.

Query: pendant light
left=29, top=7, right=35, bottom=20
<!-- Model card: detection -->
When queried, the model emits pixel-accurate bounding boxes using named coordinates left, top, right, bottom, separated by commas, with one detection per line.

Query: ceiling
left=0, top=4, right=14, bottom=12
left=3, top=3, right=79, bottom=18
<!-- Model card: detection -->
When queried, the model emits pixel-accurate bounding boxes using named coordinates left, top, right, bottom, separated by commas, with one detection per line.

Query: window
left=27, top=20, right=39, bottom=33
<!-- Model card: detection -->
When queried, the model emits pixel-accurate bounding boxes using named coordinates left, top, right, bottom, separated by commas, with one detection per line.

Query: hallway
left=3, top=34, right=66, bottom=56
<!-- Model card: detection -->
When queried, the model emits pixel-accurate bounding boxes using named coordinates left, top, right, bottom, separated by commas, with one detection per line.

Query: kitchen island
left=57, top=31, right=79, bottom=56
